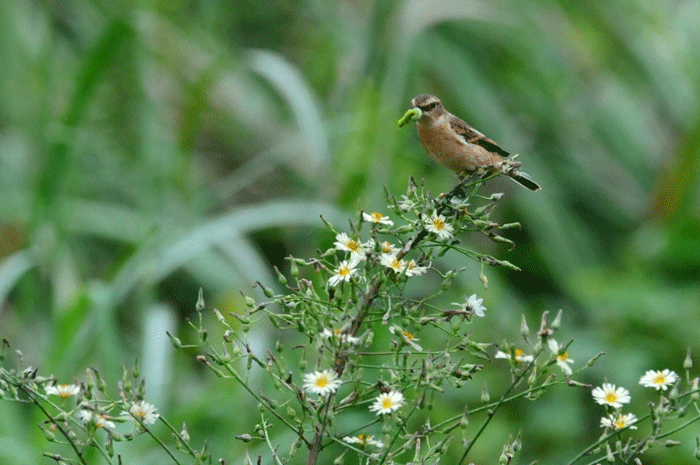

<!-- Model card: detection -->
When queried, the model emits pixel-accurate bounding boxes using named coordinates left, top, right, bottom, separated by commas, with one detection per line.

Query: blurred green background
left=1, top=0, right=699, bottom=463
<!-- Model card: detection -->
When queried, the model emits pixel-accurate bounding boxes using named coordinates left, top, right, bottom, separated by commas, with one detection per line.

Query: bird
left=410, top=94, right=541, bottom=191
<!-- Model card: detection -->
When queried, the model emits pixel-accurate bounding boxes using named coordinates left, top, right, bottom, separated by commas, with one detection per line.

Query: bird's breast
left=416, top=121, right=497, bottom=173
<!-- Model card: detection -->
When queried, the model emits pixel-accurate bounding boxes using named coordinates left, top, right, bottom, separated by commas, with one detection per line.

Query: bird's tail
left=508, top=171, right=541, bottom=191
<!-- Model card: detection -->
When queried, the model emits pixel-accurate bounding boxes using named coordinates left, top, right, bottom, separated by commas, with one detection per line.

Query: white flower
left=600, top=413, right=638, bottom=430
left=379, top=254, right=427, bottom=277
left=380, top=253, right=406, bottom=273
left=369, top=391, right=405, bottom=415
left=495, top=349, right=534, bottom=363
left=452, top=294, right=487, bottom=318
left=548, top=339, right=574, bottom=375
left=45, top=383, right=80, bottom=399
left=404, top=260, right=428, bottom=277
left=639, top=369, right=678, bottom=391
left=362, top=212, right=394, bottom=226
left=425, top=211, right=454, bottom=240
left=379, top=241, right=399, bottom=255
left=466, top=294, right=486, bottom=316
left=343, top=434, right=384, bottom=448
left=334, top=233, right=373, bottom=262
left=79, top=410, right=116, bottom=429
left=320, top=328, right=361, bottom=346
left=389, top=325, right=423, bottom=351
left=78, top=409, right=92, bottom=423
left=397, top=195, right=416, bottom=211
left=303, top=369, right=342, bottom=396
left=121, top=401, right=159, bottom=425
left=328, top=260, right=358, bottom=287
left=592, top=383, right=631, bottom=409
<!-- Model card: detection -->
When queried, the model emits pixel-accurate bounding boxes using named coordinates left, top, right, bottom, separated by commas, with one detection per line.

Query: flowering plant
left=1, top=176, right=699, bottom=464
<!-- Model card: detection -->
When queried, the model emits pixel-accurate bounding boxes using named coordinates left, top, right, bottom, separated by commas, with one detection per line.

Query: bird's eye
left=427, top=102, right=438, bottom=110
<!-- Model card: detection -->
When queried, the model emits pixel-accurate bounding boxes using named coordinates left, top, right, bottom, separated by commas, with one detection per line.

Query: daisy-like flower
left=121, top=401, right=159, bottom=425
left=495, top=348, right=534, bottom=363
left=303, top=369, right=342, bottom=396
left=379, top=241, right=399, bottom=255
left=600, top=413, right=638, bottom=431
left=404, top=259, right=428, bottom=277
left=320, top=328, right=361, bottom=346
left=45, top=383, right=80, bottom=399
left=592, top=383, right=631, bottom=409
left=79, top=410, right=116, bottom=429
left=380, top=253, right=406, bottom=273
left=362, top=212, right=394, bottom=226
left=343, top=434, right=384, bottom=449
left=548, top=339, right=574, bottom=375
left=425, top=211, right=454, bottom=240
left=334, top=233, right=373, bottom=262
left=452, top=294, right=487, bottom=318
left=466, top=294, right=486, bottom=316
left=369, top=390, right=405, bottom=415
left=389, top=325, right=423, bottom=351
left=639, top=369, right=679, bottom=391
left=328, top=260, right=358, bottom=287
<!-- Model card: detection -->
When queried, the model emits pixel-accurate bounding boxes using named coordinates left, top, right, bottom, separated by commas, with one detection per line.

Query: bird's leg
left=457, top=168, right=485, bottom=182
left=498, top=156, right=522, bottom=176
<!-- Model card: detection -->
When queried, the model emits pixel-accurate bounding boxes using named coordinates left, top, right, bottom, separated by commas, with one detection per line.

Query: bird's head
left=411, top=94, right=445, bottom=121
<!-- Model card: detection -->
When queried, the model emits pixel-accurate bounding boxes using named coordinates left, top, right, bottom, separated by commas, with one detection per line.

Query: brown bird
left=410, top=94, right=541, bottom=191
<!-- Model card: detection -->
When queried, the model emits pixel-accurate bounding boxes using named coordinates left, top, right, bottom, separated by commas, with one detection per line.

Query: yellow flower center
left=382, top=397, right=393, bottom=409
left=338, top=265, right=350, bottom=277
left=403, top=330, right=415, bottom=340
left=371, top=212, right=383, bottom=222
left=605, top=392, right=617, bottom=403
left=316, top=375, right=329, bottom=388
left=58, top=385, right=72, bottom=398
left=653, top=374, right=666, bottom=385
left=514, top=349, right=524, bottom=362
left=557, top=352, right=569, bottom=362
left=333, top=329, right=342, bottom=335
left=614, top=416, right=626, bottom=429
left=432, top=218, right=445, bottom=230
left=381, top=242, right=392, bottom=253
left=347, top=240, right=359, bottom=252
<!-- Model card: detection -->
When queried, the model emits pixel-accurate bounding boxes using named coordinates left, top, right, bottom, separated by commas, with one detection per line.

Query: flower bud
left=166, top=331, right=182, bottom=348
left=520, top=314, right=530, bottom=339
left=180, top=423, right=190, bottom=443
left=196, top=288, right=205, bottom=311
left=274, top=266, right=287, bottom=285
left=43, top=428, right=55, bottom=442
left=481, top=381, right=490, bottom=403
left=691, top=378, right=699, bottom=401
left=551, top=309, right=563, bottom=330
left=684, top=347, right=693, bottom=370
left=213, top=308, right=227, bottom=325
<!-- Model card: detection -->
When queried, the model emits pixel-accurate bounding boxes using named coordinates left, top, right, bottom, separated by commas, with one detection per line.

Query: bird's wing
left=450, top=117, right=510, bottom=157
